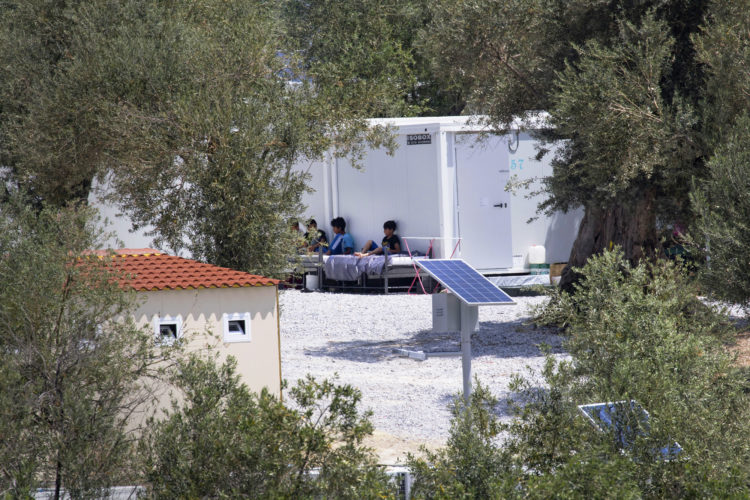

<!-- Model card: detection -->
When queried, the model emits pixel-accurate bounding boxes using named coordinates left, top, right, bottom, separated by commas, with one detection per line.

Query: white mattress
left=300, top=254, right=421, bottom=266
left=488, top=274, right=550, bottom=287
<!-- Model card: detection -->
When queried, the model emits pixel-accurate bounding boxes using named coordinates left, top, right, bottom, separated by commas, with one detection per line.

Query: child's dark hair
left=331, top=217, right=346, bottom=231
left=383, top=220, right=397, bottom=231
left=307, top=218, right=317, bottom=226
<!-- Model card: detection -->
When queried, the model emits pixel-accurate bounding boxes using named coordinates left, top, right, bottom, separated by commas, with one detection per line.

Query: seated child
left=304, top=218, right=328, bottom=252
left=326, top=217, right=355, bottom=255
left=356, top=220, right=401, bottom=256
left=289, top=219, right=307, bottom=253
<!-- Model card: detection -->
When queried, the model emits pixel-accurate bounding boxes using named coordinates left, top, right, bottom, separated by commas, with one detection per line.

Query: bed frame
left=297, top=249, right=430, bottom=294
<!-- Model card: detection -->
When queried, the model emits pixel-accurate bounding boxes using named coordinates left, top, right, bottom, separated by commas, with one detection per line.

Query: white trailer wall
left=88, top=178, right=158, bottom=251
left=506, top=132, right=582, bottom=266
left=335, top=128, right=442, bottom=256
left=295, top=116, right=585, bottom=273
left=296, top=157, right=330, bottom=232
left=87, top=114, right=582, bottom=271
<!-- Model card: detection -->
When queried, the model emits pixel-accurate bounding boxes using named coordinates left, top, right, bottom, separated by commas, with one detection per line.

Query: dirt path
left=364, top=431, right=443, bottom=464
left=730, top=331, right=750, bottom=367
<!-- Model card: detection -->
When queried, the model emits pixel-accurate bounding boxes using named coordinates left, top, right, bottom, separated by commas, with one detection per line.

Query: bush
left=410, top=249, right=750, bottom=498
left=141, top=354, right=393, bottom=499
left=526, top=250, right=750, bottom=496
left=692, top=112, right=750, bottom=309
left=407, top=382, right=511, bottom=499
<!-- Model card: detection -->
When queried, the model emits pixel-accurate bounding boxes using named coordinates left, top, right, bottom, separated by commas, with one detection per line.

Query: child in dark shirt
left=304, top=218, right=328, bottom=252
left=356, top=220, right=401, bottom=256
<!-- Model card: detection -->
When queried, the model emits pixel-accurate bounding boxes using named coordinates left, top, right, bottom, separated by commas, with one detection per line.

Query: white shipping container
left=298, top=115, right=583, bottom=273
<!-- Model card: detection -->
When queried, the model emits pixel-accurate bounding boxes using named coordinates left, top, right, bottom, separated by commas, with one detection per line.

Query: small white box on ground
left=432, top=292, right=461, bottom=333
left=305, top=274, right=319, bottom=291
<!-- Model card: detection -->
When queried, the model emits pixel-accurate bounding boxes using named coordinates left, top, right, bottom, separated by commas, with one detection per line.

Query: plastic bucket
left=305, top=274, right=319, bottom=291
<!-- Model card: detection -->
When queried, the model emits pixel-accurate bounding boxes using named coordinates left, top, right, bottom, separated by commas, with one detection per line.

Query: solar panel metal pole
left=413, top=259, right=515, bottom=401
left=460, top=302, right=479, bottom=401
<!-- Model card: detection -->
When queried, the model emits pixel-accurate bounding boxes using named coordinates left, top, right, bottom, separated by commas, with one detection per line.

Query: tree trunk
left=559, top=189, right=657, bottom=293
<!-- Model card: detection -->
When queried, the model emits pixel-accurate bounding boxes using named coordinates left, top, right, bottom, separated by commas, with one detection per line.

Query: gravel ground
left=279, top=290, right=567, bottom=451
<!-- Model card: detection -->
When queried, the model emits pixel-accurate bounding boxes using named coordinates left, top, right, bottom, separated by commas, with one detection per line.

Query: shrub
left=0, top=199, right=160, bottom=498
left=141, top=354, right=393, bottom=499
left=410, top=249, right=750, bottom=498
left=691, top=112, right=750, bottom=309
left=526, top=250, right=750, bottom=496
left=407, top=382, right=511, bottom=499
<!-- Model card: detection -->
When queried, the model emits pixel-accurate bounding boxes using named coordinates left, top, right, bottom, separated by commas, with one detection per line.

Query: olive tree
left=0, top=198, right=161, bottom=499
left=0, top=0, right=394, bottom=276
left=690, top=0, right=750, bottom=307
left=418, top=1, right=710, bottom=289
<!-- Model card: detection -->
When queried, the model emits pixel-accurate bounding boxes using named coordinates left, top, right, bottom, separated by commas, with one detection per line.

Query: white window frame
left=223, top=312, right=252, bottom=343
left=154, top=315, right=183, bottom=346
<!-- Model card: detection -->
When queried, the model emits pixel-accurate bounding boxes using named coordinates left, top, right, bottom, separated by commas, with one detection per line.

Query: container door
left=455, top=134, right=513, bottom=270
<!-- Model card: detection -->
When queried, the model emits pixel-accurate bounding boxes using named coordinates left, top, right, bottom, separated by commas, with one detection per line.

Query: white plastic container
left=305, top=274, right=319, bottom=291
left=528, top=245, right=546, bottom=265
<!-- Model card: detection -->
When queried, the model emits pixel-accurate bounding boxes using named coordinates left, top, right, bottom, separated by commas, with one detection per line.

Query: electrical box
left=432, top=292, right=461, bottom=333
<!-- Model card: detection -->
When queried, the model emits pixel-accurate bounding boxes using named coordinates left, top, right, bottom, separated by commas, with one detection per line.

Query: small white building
left=111, top=249, right=282, bottom=397
left=297, top=115, right=583, bottom=273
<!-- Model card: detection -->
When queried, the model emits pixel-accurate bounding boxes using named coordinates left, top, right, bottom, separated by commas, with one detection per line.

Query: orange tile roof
left=104, top=249, right=278, bottom=291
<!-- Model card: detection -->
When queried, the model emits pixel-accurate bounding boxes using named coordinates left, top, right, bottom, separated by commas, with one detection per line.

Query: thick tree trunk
left=559, top=189, right=657, bottom=293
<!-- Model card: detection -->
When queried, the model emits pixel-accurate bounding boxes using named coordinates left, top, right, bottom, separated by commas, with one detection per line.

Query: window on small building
left=154, top=316, right=182, bottom=345
left=223, top=312, right=252, bottom=343
left=227, top=319, right=246, bottom=335
left=160, top=323, right=177, bottom=339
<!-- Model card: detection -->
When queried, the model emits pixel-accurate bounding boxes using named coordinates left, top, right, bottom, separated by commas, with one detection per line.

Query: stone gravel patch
left=279, top=290, right=567, bottom=452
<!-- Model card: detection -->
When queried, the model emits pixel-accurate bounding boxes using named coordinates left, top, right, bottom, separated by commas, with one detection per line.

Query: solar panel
left=415, top=259, right=515, bottom=306
left=578, top=400, right=683, bottom=461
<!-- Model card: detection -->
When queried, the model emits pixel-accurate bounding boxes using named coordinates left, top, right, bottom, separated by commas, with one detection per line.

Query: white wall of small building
left=132, top=285, right=282, bottom=402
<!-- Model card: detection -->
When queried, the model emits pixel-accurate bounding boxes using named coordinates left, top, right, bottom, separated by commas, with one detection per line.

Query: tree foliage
left=516, top=252, right=750, bottom=496
left=0, top=0, right=396, bottom=277
left=695, top=0, right=750, bottom=150
left=0, top=198, right=160, bottom=498
left=689, top=1, right=750, bottom=307
left=409, top=250, right=750, bottom=498
left=98, top=0, right=393, bottom=277
left=283, top=0, right=463, bottom=116
left=691, top=114, right=750, bottom=308
left=283, top=0, right=418, bottom=117
left=141, top=354, right=393, bottom=499
left=419, top=0, right=712, bottom=284
left=0, top=0, right=124, bottom=206
left=545, top=13, right=698, bottom=215
left=407, top=382, right=511, bottom=499
left=418, top=0, right=559, bottom=122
